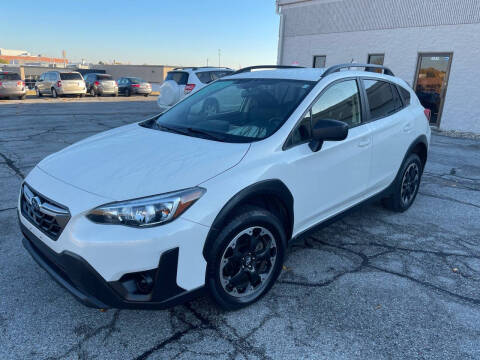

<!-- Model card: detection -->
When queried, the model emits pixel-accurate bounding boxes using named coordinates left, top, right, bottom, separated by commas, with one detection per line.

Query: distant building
left=276, top=0, right=480, bottom=133
left=0, top=48, right=30, bottom=56
left=0, top=48, right=67, bottom=66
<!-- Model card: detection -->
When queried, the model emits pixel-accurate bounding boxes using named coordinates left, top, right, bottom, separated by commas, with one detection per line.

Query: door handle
left=358, top=138, right=371, bottom=148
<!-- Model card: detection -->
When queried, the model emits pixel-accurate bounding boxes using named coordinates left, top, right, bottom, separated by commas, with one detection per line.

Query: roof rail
left=172, top=66, right=233, bottom=71
left=231, top=65, right=304, bottom=75
left=320, top=63, right=395, bottom=78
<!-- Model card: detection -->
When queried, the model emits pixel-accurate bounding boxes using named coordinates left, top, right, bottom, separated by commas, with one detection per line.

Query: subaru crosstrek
left=19, top=64, right=431, bottom=310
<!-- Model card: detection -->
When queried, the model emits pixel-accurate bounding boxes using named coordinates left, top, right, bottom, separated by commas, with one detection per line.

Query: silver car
left=84, top=73, right=118, bottom=97
left=0, top=72, right=26, bottom=100
left=36, top=71, right=86, bottom=98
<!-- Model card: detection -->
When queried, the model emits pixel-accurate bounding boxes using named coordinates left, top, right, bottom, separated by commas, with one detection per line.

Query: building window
left=313, top=55, right=326, bottom=68
left=367, top=54, right=385, bottom=73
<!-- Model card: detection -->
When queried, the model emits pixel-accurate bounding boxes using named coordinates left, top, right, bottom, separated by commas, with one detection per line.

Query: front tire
left=205, top=206, right=286, bottom=310
left=383, top=153, right=422, bottom=212
left=36, top=88, right=42, bottom=97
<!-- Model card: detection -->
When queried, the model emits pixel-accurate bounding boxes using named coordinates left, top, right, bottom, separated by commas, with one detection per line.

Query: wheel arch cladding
left=202, top=179, right=294, bottom=259
left=407, top=135, right=428, bottom=170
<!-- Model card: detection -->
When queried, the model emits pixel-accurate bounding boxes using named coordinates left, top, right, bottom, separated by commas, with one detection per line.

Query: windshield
left=154, top=78, right=315, bottom=143
left=0, top=73, right=21, bottom=80
left=60, top=73, right=83, bottom=80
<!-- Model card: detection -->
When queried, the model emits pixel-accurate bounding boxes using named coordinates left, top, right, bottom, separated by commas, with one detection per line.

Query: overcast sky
left=2, top=0, right=280, bottom=68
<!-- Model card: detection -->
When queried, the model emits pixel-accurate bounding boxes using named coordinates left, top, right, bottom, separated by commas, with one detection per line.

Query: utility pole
left=218, top=49, right=221, bottom=67
left=206, top=58, right=209, bottom=66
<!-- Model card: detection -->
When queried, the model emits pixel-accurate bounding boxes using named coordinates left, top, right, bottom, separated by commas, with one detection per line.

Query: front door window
left=414, top=53, right=453, bottom=126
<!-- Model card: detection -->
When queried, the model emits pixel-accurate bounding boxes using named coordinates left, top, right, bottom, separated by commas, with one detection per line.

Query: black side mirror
left=309, top=119, right=348, bottom=152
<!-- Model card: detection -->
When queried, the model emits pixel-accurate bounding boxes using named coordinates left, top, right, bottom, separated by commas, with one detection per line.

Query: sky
left=1, top=0, right=280, bottom=69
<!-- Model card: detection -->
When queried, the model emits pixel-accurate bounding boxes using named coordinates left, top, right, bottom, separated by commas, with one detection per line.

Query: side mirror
left=309, top=119, right=348, bottom=152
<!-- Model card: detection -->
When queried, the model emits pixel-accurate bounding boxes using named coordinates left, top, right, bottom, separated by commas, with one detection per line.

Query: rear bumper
left=133, top=88, right=152, bottom=95
left=57, top=88, right=86, bottom=95
left=0, top=89, right=25, bottom=97
left=98, top=87, right=118, bottom=95
left=20, top=219, right=204, bottom=309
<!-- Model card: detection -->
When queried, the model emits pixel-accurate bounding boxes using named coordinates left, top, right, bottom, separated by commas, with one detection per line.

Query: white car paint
left=19, top=67, right=430, bottom=304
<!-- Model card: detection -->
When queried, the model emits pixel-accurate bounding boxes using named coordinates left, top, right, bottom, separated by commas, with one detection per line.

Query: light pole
left=218, top=49, right=221, bottom=67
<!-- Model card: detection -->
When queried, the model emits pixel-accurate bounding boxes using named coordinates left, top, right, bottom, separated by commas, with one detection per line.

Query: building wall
left=91, top=65, right=176, bottom=84
left=278, top=0, right=480, bottom=133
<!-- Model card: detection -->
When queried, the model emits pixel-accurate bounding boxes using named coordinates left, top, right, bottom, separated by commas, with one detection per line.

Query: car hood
left=37, top=123, right=250, bottom=201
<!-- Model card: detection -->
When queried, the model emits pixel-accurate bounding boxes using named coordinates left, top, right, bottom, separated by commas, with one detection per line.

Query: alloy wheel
left=219, top=226, right=277, bottom=299
left=400, top=162, right=420, bottom=206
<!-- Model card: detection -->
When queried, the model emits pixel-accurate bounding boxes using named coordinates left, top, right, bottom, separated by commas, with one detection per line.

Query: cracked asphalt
left=0, top=98, right=479, bottom=360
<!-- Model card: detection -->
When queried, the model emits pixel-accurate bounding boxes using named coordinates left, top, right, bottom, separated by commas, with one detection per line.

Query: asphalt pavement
left=0, top=98, right=479, bottom=360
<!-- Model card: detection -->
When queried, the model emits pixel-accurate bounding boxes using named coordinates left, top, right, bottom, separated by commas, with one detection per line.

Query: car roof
left=224, top=67, right=406, bottom=86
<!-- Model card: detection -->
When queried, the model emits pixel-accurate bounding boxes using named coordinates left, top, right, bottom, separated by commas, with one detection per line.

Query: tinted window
left=155, top=79, right=314, bottom=142
left=311, top=80, right=362, bottom=128
left=60, top=73, right=82, bottom=80
left=313, top=55, right=326, bottom=68
left=0, top=73, right=21, bottom=80
left=128, top=77, right=144, bottom=84
left=398, top=86, right=411, bottom=106
left=97, top=74, right=112, bottom=80
left=364, top=80, right=403, bottom=120
left=367, top=54, right=385, bottom=73
left=195, top=71, right=232, bottom=84
left=166, top=71, right=188, bottom=85
left=48, top=73, right=57, bottom=81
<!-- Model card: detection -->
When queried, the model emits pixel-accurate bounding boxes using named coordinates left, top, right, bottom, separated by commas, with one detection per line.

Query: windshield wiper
left=156, top=123, right=225, bottom=142
left=184, top=127, right=226, bottom=142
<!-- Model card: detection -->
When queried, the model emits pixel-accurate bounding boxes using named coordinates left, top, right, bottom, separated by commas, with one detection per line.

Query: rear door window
left=363, top=79, right=403, bottom=120
left=196, top=70, right=233, bottom=84
left=166, top=71, right=188, bottom=85
left=0, top=73, right=21, bottom=80
left=60, top=73, right=82, bottom=80
left=97, top=74, right=112, bottom=80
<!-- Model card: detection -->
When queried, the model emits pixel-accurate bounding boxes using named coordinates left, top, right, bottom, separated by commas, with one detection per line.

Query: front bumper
left=21, top=218, right=205, bottom=309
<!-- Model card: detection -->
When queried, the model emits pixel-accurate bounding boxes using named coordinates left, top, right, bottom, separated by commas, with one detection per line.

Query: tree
left=0, top=58, right=8, bottom=64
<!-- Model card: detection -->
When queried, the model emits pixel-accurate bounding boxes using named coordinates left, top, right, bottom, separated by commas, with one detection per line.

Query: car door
left=37, top=74, right=45, bottom=93
left=283, top=78, right=373, bottom=233
left=361, top=78, right=410, bottom=193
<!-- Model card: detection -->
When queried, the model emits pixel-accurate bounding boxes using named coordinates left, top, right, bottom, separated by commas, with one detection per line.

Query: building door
left=413, top=53, right=453, bottom=126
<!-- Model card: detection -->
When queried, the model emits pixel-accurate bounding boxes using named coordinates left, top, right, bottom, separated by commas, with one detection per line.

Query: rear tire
left=90, top=88, right=96, bottom=97
left=144, top=94, right=149, bottom=97
left=125, top=88, right=131, bottom=97
left=19, top=95, right=26, bottom=100
left=382, top=153, right=422, bottom=212
left=205, top=205, right=286, bottom=310
left=51, top=88, right=57, bottom=98
left=36, top=88, right=42, bottom=97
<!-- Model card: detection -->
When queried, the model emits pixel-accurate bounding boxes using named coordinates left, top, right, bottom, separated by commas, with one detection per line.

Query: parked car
left=19, top=64, right=430, bottom=311
left=0, top=72, right=26, bottom=100
left=36, top=71, right=86, bottom=98
left=117, top=77, right=151, bottom=97
left=84, top=73, right=118, bottom=97
left=157, top=67, right=233, bottom=108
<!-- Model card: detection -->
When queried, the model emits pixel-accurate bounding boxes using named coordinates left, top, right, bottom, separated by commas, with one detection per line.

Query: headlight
left=86, top=187, right=205, bottom=227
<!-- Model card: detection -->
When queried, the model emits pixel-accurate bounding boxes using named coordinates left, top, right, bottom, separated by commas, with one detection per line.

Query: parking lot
left=0, top=98, right=479, bottom=360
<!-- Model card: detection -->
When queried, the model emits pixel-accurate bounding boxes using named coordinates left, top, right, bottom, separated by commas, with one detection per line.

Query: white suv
left=157, top=67, right=233, bottom=109
left=19, top=64, right=430, bottom=310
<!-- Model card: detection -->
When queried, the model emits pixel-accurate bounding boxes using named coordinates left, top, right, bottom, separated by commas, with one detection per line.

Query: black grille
left=20, top=184, right=70, bottom=240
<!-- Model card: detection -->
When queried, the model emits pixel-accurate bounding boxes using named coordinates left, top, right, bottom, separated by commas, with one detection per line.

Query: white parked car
left=19, top=64, right=430, bottom=310
left=157, top=67, right=233, bottom=109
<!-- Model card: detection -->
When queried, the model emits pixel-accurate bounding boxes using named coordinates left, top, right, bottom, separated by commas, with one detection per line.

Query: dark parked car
left=0, top=72, right=26, bottom=100
left=84, top=73, right=118, bottom=97
left=117, top=77, right=152, bottom=97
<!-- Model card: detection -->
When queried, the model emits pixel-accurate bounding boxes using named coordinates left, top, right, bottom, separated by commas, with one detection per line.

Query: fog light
left=135, top=274, right=154, bottom=294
